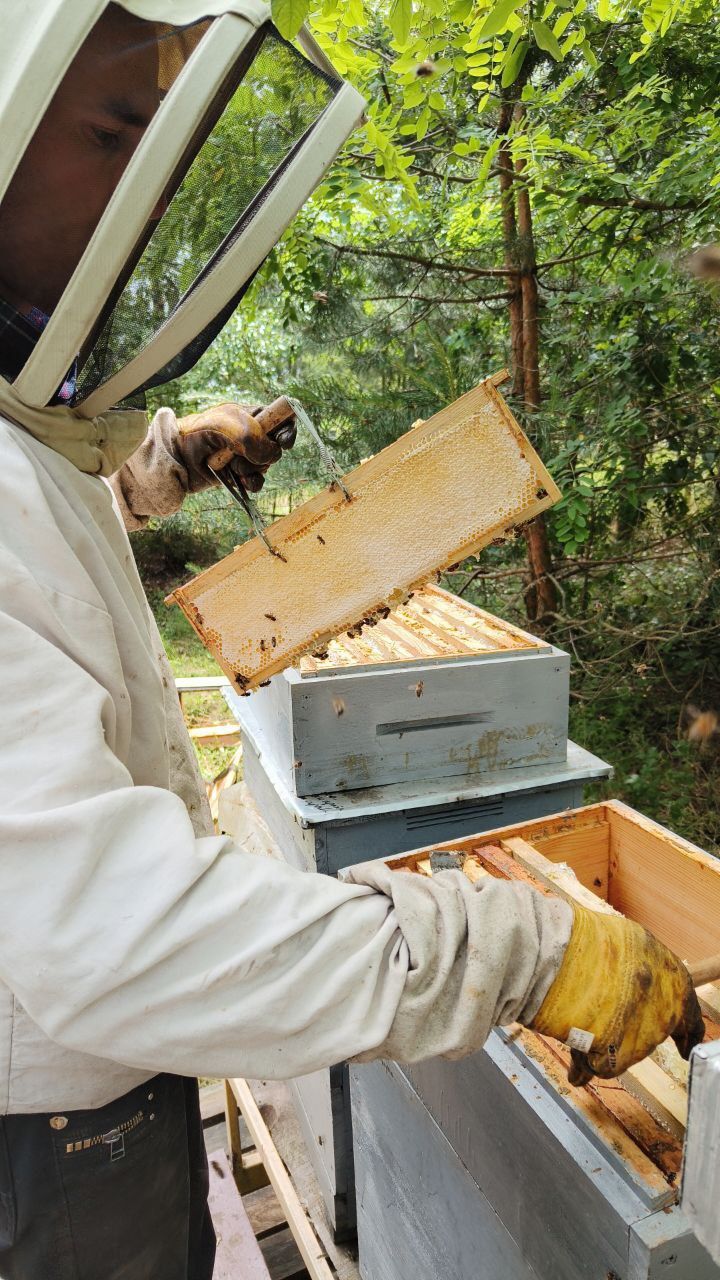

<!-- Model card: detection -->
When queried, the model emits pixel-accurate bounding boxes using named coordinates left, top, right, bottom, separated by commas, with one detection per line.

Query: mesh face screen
left=75, top=30, right=339, bottom=403
left=0, top=5, right=206, bottom=390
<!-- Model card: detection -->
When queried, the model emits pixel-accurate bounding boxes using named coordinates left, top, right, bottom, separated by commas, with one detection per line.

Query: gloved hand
left=175, top=401, right=297, bottom=495
left=528, top=903, right=705, bottom=1085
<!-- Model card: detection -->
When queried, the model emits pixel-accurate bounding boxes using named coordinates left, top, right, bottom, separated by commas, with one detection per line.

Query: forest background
left=138, top=0, right=720, bottom=852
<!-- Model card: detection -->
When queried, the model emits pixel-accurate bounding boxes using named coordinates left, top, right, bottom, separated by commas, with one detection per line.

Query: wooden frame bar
left=168, top=373, right=561, bottom=692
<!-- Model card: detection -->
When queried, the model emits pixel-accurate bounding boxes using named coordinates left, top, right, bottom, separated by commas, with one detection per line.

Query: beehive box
left=348, top=802, right=720, bottom=1280
left=222, top=703, right=610, bottom=876
left=218, top=744, right=611, bottom=1240
left=233, top=585, right=569, bottom=797
left=169, top=373, right=561, bottom=693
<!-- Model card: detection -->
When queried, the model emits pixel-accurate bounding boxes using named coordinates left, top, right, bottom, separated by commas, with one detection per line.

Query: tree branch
left=315, top=238, right=518, bottom=277
left=576, top=195, right=702, bottom=213
left=364, top=290, right=513, bottom=304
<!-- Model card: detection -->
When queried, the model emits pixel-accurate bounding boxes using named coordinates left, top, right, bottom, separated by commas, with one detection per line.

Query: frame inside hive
left=386, top=800, right=720, bottom=1188
left=297, top=583, right=548, bottom=677
left=168, top=372, right=560, bottom=692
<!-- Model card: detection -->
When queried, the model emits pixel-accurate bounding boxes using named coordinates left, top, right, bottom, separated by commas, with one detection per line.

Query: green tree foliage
left=145, top=1, right=720, bottom=847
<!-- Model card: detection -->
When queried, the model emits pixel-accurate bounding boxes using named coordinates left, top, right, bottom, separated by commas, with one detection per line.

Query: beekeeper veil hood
left=0, top=2, right=364, bottom=470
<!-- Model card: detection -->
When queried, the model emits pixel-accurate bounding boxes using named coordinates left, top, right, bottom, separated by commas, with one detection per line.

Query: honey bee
left=682, top=704, right=719, bottom=746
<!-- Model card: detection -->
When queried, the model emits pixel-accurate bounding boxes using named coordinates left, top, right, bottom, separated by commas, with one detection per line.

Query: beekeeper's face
left=0, top=7, right=165, bottom=315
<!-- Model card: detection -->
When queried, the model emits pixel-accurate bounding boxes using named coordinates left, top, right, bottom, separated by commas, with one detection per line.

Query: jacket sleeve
left=109, top=407, right=188, bottom=531
left=0, top=554, right=572, bottom=1080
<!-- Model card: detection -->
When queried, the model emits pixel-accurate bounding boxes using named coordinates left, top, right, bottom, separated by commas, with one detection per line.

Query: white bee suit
left=0, top=0, right=572, bottom=1113
left=0, top=406, right=572, bottom=1112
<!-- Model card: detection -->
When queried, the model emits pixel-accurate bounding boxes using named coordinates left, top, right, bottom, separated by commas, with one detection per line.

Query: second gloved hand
left=174, top=401, right=297, bottom=494
left=527, top=903, right=705, bottom=1085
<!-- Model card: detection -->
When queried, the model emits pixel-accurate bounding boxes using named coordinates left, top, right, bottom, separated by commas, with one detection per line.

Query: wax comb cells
left=169, top=373, right=561, bottom=692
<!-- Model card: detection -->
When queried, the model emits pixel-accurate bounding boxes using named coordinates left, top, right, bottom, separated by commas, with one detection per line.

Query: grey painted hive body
left=230, top=709, right=609, bottom=876
left=350, top=1050, right=718, bottom=1280
left=229, top=586, right=570, bottom=798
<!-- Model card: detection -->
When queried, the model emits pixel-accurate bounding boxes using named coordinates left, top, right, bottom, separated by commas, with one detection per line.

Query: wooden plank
left=502, top=834, right=614, bottom=911
left=619, top=1057, right=687, bottom=1140
left=257, top=1227, right=307, bottom=1280
left=387, top=802, right=611, bottom=893
left=515, top=1029, right=680, bottom=1197
left=499, top=835, right=700, bottom=1136
left=392, top=605, right=478, bottom=655
left=606, top=799, right=720, bottom=964
left=230, top=1078, right=335, bottom=1280
left=520, top=823, right=611, bottom=897
left=225, top=1079, right=270, bottom=1195
left=696, top=981, right=720, bottom=1023
left=176, top=675, right=229, bottom=693
left=248, top=1078, right=361, bottom=1279
left=421, top=587, right=541, bottom=652
left=188, top=723, right=240, bottom=747
left=538, top=1037, right=683, bottom=1185
left=168, top=375, right=561, bottom=692
left=298, top=584, right=545, bottom=675
left=242, top=1184, right=288, bottom=1240
left=207, top=1149, right=272, bottom=1280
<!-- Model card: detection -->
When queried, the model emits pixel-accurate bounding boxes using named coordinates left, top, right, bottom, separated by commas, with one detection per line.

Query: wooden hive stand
left=201, top=1079, right=359, bottom=1280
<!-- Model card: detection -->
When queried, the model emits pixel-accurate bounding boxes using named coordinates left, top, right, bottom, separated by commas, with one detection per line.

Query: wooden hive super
left=169, top=373, right=560, bottom=693
left=348, top=802, right=720, bottom=1280
left=234, top=584, right=570, bottom=797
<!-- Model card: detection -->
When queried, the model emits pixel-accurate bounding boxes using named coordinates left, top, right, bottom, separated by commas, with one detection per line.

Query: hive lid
left=169, top=371, right=561, bottom=693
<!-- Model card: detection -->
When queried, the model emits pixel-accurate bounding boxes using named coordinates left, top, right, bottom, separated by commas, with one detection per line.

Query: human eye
left=90, top=124, right=121, bottom=151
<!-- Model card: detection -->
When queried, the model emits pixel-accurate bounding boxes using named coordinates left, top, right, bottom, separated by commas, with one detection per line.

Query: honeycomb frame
left=167, top=371, right=561, bottom=693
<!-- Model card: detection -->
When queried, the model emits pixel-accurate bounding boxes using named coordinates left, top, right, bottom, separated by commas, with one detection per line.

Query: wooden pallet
left=202, top=1080, right=359, bottom=1280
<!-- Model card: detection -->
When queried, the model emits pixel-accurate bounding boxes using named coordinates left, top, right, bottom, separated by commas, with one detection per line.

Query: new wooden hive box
left=348, top=802, right=720, bottom=1280
left=231, top=584, right=570, bottom=798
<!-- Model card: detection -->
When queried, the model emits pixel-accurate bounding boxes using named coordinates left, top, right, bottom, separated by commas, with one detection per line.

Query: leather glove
left=175, top=401, right=297, bottom=495
left=528, top=903, right=705, bottom=1085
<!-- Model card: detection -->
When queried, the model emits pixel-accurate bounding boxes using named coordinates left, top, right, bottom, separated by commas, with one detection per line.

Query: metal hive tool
left=167, top=370, right=561, bottom=693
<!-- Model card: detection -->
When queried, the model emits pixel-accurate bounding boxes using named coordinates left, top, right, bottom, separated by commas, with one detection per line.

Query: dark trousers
left=0, top=1074, right=215, bottom=1279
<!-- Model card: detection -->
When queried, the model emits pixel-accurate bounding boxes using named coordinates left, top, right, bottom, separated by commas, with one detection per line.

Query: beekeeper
left=0, top=4, right=703, bottom=1278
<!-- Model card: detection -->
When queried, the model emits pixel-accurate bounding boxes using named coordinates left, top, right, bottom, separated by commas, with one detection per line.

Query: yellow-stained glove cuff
left=530, top=903, right=704, bottom=1085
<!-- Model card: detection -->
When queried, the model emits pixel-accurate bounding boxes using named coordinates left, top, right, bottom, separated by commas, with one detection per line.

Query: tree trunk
left=498, top=101, right=524, bottom=400
left=501, top=104, right=557, bottom=629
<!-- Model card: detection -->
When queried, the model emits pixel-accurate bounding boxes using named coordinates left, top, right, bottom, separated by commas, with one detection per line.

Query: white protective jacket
left=0, top=408, right=573, bottom=1114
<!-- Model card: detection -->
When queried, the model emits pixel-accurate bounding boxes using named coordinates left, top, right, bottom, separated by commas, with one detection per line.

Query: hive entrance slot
left=377, top=711, right=492, bottom=737
left=404, top=797, right=504, bottom=833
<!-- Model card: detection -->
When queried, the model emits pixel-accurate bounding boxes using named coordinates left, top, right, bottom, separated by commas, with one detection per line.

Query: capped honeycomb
left=168, top=373, right=560, bottom=692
